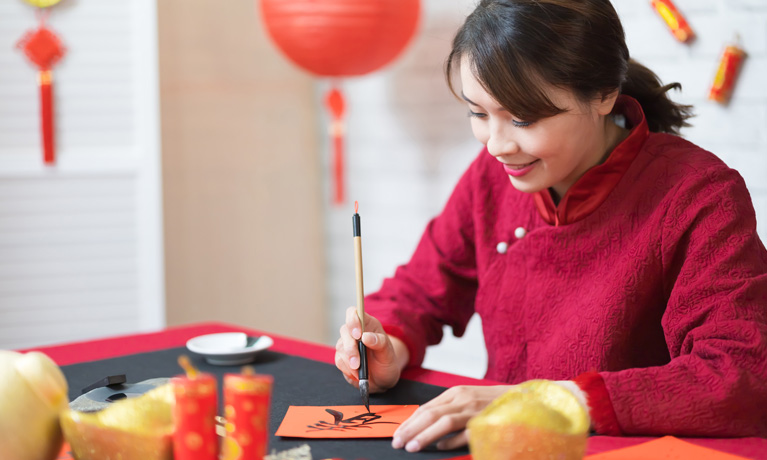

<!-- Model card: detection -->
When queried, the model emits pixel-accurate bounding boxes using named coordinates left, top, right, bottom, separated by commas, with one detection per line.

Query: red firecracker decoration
left=17, top=10, right=66, bottom=165
left=259, top=0, right=420, bottom=205
left=709, top=41, right=747, bottom=105
left=220, top=368, right=273, bottom=460
left=650, top=0, right=694, bottom=43
left=172, top=357, right=219, bottom=460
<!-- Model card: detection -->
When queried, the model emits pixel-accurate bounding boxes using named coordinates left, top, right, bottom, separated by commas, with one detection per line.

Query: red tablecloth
left=24, top=322, right=767, bottom=459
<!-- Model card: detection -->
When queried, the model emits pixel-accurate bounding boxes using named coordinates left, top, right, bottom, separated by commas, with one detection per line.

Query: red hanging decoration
left=709, top=40, right=747, bottom=105
left=17, top=8, right=66, bottom=165
left=325, top=86, right=346, bottom=204
left=650, top=0, right=695, bottom=43
left=259, top=0, right=420, bottom=205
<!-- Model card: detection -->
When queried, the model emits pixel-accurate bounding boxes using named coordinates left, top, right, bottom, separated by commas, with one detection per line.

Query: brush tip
left=359, top=379, right=370, bottom=412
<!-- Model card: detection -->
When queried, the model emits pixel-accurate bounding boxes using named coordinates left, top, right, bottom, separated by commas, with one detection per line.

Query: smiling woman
left=332, top=0, right=767, bottom=454
left=458, top=62, right=631, bottom=200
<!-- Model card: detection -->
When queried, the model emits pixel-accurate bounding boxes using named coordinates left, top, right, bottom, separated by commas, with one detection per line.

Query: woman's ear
left=595, top=89, right=620, bottom=116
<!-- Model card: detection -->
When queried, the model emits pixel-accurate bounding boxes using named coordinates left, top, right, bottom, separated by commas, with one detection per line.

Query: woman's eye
left=512, top=120, right=532, bottom=128
left=467, top=110, right=487, bottom=119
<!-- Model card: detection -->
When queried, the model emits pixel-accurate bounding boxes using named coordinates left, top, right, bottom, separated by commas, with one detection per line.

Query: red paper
left=275, top=405, right=417, bottom=438
left=585, top=436, right=750, bottom=460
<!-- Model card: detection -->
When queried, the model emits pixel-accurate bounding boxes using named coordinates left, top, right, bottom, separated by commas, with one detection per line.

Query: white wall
left=0, top=0, right=164, bottom=349
left=323, top=0, right=767, bottom=379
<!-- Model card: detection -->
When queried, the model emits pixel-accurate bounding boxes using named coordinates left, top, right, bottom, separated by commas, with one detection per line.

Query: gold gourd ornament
left=0, top=350, right=69, bottom=460
left=467, top=380, right=590, bottom=460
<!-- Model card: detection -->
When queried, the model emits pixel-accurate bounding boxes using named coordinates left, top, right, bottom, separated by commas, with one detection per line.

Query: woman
left=334, top=0, right=767, bottom=452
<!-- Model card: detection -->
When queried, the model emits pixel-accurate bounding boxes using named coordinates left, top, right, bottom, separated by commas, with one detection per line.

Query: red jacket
left=366, top=96, right=767, bottom=437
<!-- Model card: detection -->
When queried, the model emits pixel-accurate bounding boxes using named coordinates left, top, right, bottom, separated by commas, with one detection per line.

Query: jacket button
left=496, top=241, right=509, bottom=254
left=514, top=227, right=527, bottom=239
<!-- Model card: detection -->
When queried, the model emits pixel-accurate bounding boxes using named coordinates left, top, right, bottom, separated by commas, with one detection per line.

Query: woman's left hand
left=392, top=385, right=512, bottom=452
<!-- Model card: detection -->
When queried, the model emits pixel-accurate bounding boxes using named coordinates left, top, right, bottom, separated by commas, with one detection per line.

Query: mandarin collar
left=532, top=95, right=650, bottom=226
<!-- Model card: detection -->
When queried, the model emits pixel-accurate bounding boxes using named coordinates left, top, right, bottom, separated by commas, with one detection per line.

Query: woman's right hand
left=335, top=306, right=408, bottom=393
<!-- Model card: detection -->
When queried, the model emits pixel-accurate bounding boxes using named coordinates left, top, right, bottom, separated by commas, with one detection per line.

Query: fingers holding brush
left=344, top=305, right=384, bottom=341
left=335, top=306, right=403, bottom=393
left=336, top=321, right=360, bottom=373
left=340, top=306, right=364, bottom=368
left=334, top=338, right=359, bottom=387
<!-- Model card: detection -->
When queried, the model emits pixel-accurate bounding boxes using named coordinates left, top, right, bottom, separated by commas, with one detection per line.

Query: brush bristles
left=359, top=379, right=370, bottom=413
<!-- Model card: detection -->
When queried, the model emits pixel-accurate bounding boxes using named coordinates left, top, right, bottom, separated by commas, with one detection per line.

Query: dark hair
left=445, top=0, right=693, bottom=134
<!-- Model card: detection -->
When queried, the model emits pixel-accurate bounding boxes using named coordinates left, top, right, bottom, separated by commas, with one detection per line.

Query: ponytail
left=622, top=59, right=693, bottom=135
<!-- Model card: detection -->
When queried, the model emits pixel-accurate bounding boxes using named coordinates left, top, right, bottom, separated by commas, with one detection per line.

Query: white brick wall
left=322, top=0, right=767, bottom=379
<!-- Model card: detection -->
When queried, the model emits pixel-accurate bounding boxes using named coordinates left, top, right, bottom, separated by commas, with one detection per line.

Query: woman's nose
left=486, top=131, right=519, bottom=158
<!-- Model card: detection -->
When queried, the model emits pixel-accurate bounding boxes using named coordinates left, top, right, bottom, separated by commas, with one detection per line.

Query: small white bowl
left=186, top=332, right=273, bottom=366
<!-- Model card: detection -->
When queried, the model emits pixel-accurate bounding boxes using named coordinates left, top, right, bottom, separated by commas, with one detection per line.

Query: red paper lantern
left=260, top=0, right=420, bottom=78
left=259, top=0, right=420, bottom=204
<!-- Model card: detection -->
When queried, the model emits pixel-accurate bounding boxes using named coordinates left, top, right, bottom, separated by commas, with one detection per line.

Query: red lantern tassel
left=332, top=130, right=344, bottom=204
left=325, top=86, right=346, bottom=205
left=40, top=70, right=55, bottom=164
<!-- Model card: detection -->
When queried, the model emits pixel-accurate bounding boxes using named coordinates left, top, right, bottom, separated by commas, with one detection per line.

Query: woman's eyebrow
left=461, top=92, right=509, bottom=113
left=460, top=91, right=479, bottom=106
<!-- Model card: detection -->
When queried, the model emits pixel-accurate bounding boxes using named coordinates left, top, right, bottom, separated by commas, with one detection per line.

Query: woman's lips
left=503, top=160, right=539, bottom=177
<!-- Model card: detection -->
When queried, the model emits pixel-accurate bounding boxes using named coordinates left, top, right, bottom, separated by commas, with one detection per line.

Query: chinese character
left=306, top=409, right=399, bottom=432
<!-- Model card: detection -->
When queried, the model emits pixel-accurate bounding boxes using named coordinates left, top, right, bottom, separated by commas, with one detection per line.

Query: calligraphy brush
left=352, top=201, right=370, bottom=412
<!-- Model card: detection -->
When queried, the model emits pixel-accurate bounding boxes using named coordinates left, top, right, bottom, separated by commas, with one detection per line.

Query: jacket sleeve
left=599, top=166, right=767, bottom=437
left=364, top=154, right=483, bottom=368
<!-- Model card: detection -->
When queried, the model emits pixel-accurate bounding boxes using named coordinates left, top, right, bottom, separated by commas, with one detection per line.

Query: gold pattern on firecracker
left=233, top=379, right=272, bottom=394
left=173, top=380, right=216, bottom=397
left=221, top=437, right=243, bottom=460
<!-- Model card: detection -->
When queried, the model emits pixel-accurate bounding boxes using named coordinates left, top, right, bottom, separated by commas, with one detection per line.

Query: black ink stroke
left=306, top=410, right=399, bottom=433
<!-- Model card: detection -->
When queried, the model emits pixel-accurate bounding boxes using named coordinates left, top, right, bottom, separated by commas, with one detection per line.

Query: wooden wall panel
left=158, top=0, right=326, bottom=342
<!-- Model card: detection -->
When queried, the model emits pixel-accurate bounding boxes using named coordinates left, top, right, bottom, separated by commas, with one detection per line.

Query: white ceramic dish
left=186, top=332, right=273, bottom=366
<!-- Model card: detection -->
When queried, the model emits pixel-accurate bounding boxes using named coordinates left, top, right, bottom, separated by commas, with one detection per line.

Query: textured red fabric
left=366, top=97, right=767, bottom=436
left=574, top=371, right=622, bottom=436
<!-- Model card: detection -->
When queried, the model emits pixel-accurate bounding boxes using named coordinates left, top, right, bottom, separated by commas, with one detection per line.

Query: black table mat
left=61, top=347, right=469, bottom=459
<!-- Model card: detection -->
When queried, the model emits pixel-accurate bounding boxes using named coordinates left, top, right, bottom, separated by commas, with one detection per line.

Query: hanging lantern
left=17, top=0, right=66, bottom=165
left=259, top=0, right=420, bottom=204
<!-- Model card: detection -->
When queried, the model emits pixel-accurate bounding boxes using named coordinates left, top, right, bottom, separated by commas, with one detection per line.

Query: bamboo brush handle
left=354, top=236, right=365, bottom=332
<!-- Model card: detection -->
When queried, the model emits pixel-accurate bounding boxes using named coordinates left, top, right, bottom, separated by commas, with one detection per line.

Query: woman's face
left=460, top=56, right=620, bottom=199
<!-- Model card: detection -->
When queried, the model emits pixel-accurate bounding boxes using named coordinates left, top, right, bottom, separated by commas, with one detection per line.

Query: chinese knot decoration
left=16, top=0, right=66, bottom=165
left=259, top=0, right=420, bottom=204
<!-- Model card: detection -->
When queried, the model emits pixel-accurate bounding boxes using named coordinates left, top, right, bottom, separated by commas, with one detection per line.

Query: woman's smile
left=503, top=159, right=539, bottom=177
